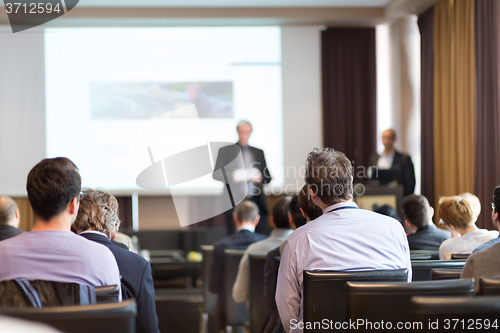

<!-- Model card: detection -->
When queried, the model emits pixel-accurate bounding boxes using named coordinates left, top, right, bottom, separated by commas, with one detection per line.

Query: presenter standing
left=213, top=120, right=272, bottom=235
left=369, top=129, right=416, bottom=196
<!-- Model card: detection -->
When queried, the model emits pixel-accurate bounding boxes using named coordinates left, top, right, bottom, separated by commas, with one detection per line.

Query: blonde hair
left=438, top=195, right=475, bottom=229
left=459, top=192, right=481, bottom=222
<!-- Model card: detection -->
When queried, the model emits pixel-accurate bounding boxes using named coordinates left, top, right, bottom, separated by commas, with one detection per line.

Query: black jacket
left=407, top=224, right=451, bottom=250
left=79, top=232, right=160, bottom=333
left=0, top=225, right=23, bottom=242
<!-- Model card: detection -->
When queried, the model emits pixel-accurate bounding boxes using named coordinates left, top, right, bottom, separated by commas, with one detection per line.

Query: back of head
left=298, top=184, right=323, bottom=221
left=459, top=192, right=481, bottom=223
left=305, top=148, right=353, bottom=205
left=73, top=189, right=120, bottom=239
left=0, top=197, right=18, bottom=226
left=290, top=195, right=306, bottom=228
left=273, top=196, right=292, bottom=229
left=438, top=195, right=474, bottom=229
left=374, top=205, right=400, bottom=222
left=493, top=186, right=500, bottom=213
left=401, top=194, right=431, bottom=229
left=234, top=200, right=259, bottom=224
left=27, top=157, right=81, bottom=221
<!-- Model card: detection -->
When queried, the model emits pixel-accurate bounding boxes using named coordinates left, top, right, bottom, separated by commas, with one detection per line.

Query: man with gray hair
left=0, top=197, right=23, bottom=241
left=276, top=148, right=411, bottom=333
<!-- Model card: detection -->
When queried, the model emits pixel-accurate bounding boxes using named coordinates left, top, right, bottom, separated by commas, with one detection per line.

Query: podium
left=354, top=184, right=404, bottom=221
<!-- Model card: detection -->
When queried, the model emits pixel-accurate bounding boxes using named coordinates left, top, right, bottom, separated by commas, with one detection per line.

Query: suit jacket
left=80, top=233, right=159, bottom=333
left=0, top=225, right=23, bottom=242
left=407, top=224, right=451, bottom=250
left=369, top=150, right=416, bottom=196
left=462, top=242, right=500, bottom=294
left=209, top=229, right=268, bottom=330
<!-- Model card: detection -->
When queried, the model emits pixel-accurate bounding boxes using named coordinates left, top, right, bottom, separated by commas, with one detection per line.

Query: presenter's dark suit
left=0, top=225, right=23, bottom=242
left=80, top=232, right=160, bottom=333
left=407, top=224, right=451, bottom=250
left=209, top=229, right=268, bottom=330
left=369, top=150, right=416, bottom=196
left=213, top=143, right=272, bottom=235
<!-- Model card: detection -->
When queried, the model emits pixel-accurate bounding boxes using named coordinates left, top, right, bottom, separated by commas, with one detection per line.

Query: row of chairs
left=200, top=246, right=499, bottom=333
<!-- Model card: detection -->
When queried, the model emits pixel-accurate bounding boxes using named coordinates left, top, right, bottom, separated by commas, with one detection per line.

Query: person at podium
left=213, top=120, right=272, bottom=235
left=369, top=129, right=416, bottom=196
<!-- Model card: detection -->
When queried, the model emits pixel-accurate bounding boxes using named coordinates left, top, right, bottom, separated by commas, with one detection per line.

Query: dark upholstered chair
left=303, top=269, right=407, bottom=333
left=224, top=249, right=248, bottom=333
left=410, top=250, right=440, bottom=260
left=347, top=279, right=474, bottom=332
left=200, top=245, right=217, bottom=333
left=478, top=277, right=500, bottom=295
left=411, top=296, right=500, bottom=332
left=0, top=280, right=96, bottom=308
left=249, top=254, right=270, bottom=333
left=94, top=285, right=119, bottom=304
left=431, top=268, right=463, bottom=280
left=0, top=299, right=137, bottom=333
left=411, top=260, right=466, bottom=281
left=451, top=253, right=470, bottom=260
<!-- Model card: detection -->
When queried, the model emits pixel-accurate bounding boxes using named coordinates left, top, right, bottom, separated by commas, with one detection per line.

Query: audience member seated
left=0, top=197, right=23, bottom=241
left=438, top=195, right=498, bottom=260
left=209, top=200, right=268, bottom=331
left=276, top=148, right=411, bottom=333
left=112, top=231, right=135, bottom=251
left=472, top=186, right=500, bottom=253
left=462, top=186, right=500, bottom=293
left=72, top=189, right=159, bottom=333
left=263, top=187, right=320, bottom=333
left=232, top=196, right=293, bottom=303
left=374, top=204, right=400, bottom=222
left=0, top=158, right=120, bottom=292
left=402, top=194, right=450, bottom=250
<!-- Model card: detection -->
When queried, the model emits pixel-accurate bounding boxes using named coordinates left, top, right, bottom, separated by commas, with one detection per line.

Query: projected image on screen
left=89, top=82, right=233, bottom=119
left=45, top=27, right=283, bottom=193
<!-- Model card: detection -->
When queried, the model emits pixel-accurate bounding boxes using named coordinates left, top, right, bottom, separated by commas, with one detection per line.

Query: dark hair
left=73, top=189, right=120, bottom=239
left=374, top=205, right=400, bottom=222
left=305, top=148, right=353, bottom=205
left=234, top=200, right=259, bottom=223
left=26, top=157, right=81, bottom=221
left=401, top=194, right=431, bottom=229
left=273, top=196, right=292, bottom=229
left=494, top=186, right=500, bottom=213
left=0, top=197, right=17, bottom=225
left=298, top=184, right=323, bottom=221
left=290, top=195, right=306, bottom=229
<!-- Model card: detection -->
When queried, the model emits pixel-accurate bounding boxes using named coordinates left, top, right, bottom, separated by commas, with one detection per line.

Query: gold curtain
left=433, top=0, right=475, bottom=211
left=12, top=197, right=33, bottom=231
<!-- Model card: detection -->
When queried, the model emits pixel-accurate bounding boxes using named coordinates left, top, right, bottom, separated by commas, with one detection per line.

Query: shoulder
left=248, top=145, right=264, bottom=154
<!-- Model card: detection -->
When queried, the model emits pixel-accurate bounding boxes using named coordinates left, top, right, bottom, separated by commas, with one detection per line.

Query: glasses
left=492, top=203, right=496, bottom=211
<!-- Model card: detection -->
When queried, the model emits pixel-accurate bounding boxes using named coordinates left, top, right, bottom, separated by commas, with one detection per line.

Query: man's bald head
left=0, top=197, right=19, bottom=227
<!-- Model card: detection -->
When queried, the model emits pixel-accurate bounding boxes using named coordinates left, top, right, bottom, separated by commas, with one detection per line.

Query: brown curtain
left=418, top=7, right=435, bottom=213
left=12, top=197, right=33, bottom=231
left=474, top=0, right=500, bottom=229
left=322, top=28, right=376, bottom=180
left=116, top=196, right=133, bottom=229
left=433, top=0, right=475, bottom=212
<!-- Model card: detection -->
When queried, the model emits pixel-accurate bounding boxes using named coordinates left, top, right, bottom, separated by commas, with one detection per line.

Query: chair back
left=249, top=254, right=270, bottom=333
left=347, top=279, right=474, bottom=332
left=224, top=249, right=248, bottom=327
left=430, top=268, right=462, bottom=280
left=201, top=245, right=217, bottom=315
left=411, top=296, right=500, bottom=332
left=303, top=269, right=407, bottom=333
left=0, top=280, right=96, bottom=308
left=410, top=250, right=440, bottom=260
left=479, top=277, right=500, bottom=295
left=411, top=260, right=466, bottom=281
left=95, top=285, right=119, bottom=303
left=0, top=299, right=137, bottom=333
left=451, top=253, right=470, bottom=260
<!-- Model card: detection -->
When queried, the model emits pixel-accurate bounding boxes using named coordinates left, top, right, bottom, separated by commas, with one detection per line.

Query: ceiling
left=0, top=0, right=439, bottom=27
